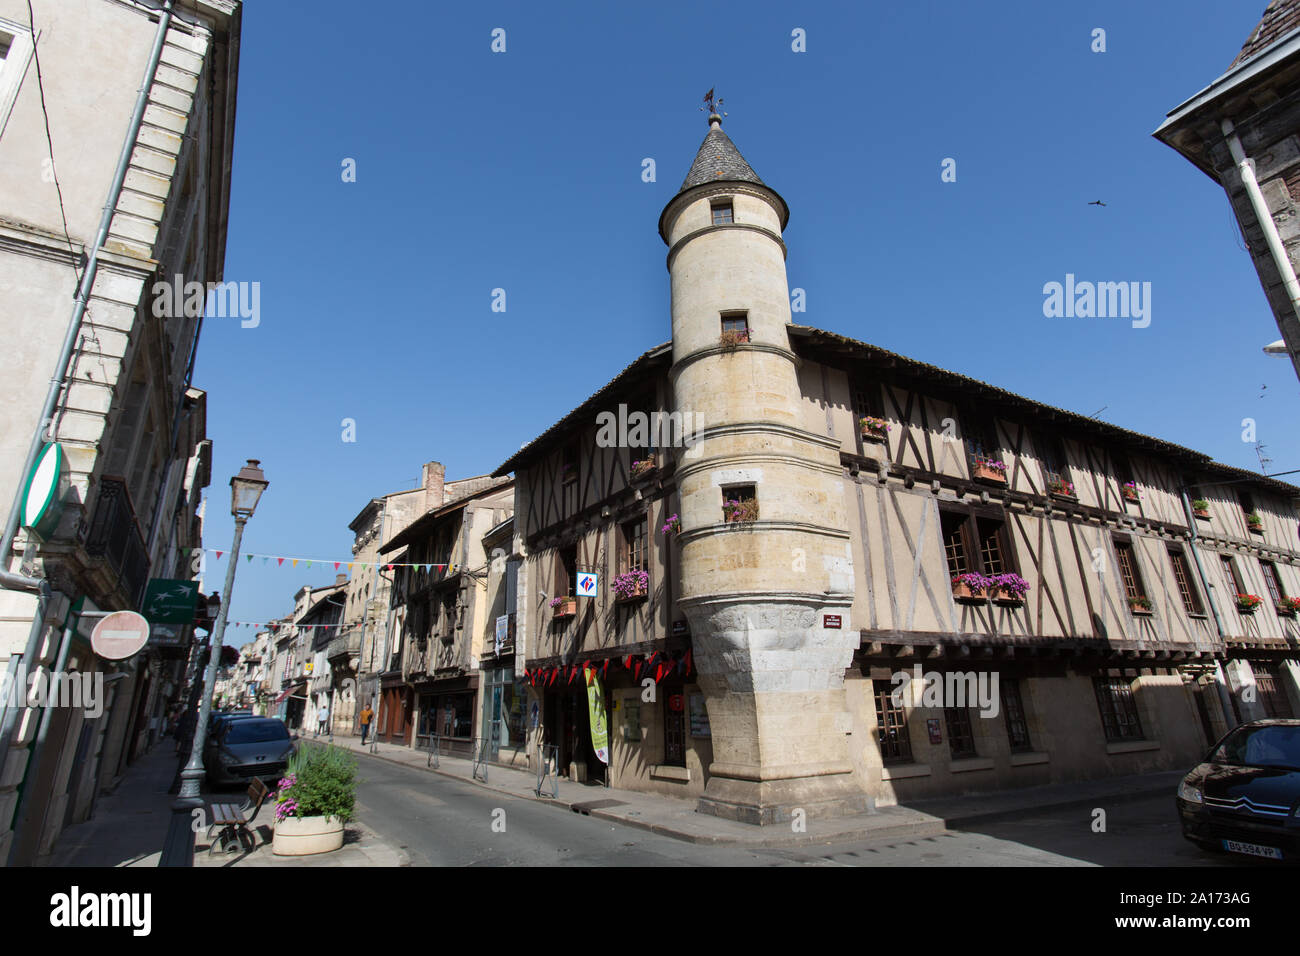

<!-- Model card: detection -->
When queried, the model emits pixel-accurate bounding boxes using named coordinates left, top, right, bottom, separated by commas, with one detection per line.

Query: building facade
left=0, top=0, right=239, bottom=862
left=491, top=111, right=1300, bottom=825
left=376, top=477, right=514, bottom=755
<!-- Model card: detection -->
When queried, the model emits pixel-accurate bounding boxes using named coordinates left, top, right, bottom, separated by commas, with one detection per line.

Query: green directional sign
left=142, top=578, right=200, bottom=624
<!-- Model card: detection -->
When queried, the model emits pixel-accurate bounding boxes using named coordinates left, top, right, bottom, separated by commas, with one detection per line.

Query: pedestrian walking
left=359, top=702, right=374, bottom=745
left=316, top=700, right=330, bottom=737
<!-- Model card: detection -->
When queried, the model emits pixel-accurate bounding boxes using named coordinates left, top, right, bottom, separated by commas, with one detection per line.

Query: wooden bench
left=207, top=778, right=271, bottom=855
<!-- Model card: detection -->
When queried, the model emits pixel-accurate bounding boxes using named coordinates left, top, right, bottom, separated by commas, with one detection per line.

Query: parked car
left=204, top=716, right=297, bottom=787
left=1177, top=719, right=1300, bottom=861
left=207, top=709, right=253, bottom=735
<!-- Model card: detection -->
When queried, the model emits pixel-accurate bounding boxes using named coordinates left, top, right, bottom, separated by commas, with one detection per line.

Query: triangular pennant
left=292, top=559, right=299, bottom=569
left=683, top=650, right=692, bottom=676
left=334, top=562, right=341, bottom=571
left=347, top=563, right=354, bottom=572
left=602, top=659, right=609, bottom=678
left=262, top=557, right=269, bottom=565
left=277, top=558, right=284, bottom=567
left=215, top=551, right=223, bottom=560
left=306, top=560, right=312, bottom=569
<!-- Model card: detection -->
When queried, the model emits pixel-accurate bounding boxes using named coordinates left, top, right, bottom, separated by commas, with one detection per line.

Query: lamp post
left=161, top=459, right=267, bottom=866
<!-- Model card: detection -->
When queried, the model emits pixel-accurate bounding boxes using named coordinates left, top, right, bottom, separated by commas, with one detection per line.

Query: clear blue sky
left=194, top=0, right=1300, bottom=633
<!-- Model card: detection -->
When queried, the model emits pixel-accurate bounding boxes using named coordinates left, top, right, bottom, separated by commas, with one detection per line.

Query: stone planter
left=272, top=815, right=344, bottom=856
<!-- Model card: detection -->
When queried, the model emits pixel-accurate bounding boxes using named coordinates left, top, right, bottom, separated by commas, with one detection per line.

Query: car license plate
left=1222, top=839, right=1283, bottom=859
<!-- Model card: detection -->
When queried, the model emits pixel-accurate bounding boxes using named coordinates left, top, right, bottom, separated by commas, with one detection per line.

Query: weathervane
left=701, top=88, right=726, bottom=118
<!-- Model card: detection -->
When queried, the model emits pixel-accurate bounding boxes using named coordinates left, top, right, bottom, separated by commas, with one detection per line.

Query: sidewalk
left=318, top=734, right=1183, bottom=848
left=44, top=738, right=407, bottom=867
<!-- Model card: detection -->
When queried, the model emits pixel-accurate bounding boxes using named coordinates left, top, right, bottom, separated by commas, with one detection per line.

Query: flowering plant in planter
left=274, top=745, right=356, bottom=824
left=1236, top=593, right=1263, bottom=612
left=1128, top=595, right=1152, bottom=612
left=1121, top=481, right=1140, bottom=501
left=724, top=498, right=759, bottom=523
left=1246, top=513, right=1263, bottom=530
left=971, top=455, right=1007, bottom=483
left=1287, top=597, right=1300, bottom=613
left=859, top=416, right=890, bottom=441
left=612, top=569, right=649, bottom=601
left=987, top=572, right=1031, bottom=602
left=630, top=457, right=656, bottom=480
left=1047, top=475, right=1075, bottom=498
left=1191, top=498, right=1210, bottom=514
left=719, top=329, right=749, bottom=348
left=951, top=572, right=992, bottom=599
left=549, top=595, right=577, bottom=617
left=660, top=513, right=681, bottom=535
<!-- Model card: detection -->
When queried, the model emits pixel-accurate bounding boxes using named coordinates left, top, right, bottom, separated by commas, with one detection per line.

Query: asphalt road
left=355, top=758, right=1273, bottom=867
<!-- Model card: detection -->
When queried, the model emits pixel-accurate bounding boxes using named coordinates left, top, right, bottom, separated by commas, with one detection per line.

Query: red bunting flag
left=334, top=562, right=341, bottom=571
left=623, top=654, right=633, bottom=671
left=215, top=551, right=223, bottom=560
left=277, top=558, right=284, bottom=567
left=602, top=659, right=609, bottom=678
left=683, top=650, right=692, bottom=676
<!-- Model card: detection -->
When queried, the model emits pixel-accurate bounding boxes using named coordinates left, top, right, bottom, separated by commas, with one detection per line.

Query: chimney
left=335, top=573, right=348, bottom=587
left=422, top=461, right=446, bottom=512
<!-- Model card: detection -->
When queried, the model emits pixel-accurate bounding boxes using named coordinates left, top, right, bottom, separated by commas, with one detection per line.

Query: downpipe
left=1181, top=488, right=1236, bottom=733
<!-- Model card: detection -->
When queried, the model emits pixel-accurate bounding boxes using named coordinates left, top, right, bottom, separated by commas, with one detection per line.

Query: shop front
left=415, top=675, right=479, bottom=757
left=480, top=664, right=526, bottom=765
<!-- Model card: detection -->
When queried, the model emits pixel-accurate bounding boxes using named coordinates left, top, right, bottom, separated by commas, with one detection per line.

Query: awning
left=273, top=681, right=306, bottom=704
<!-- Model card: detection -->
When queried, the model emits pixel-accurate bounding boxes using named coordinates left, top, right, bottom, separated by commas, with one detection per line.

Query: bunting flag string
left=181, top=547, right=455, bottom=573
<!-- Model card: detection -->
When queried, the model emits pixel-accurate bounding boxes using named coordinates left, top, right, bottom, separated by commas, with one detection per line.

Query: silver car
left=204, top=716, right=297, bottom=787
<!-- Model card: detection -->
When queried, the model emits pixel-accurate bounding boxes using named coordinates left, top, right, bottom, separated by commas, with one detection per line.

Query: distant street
left=356, top=758, right=1261, bottom=867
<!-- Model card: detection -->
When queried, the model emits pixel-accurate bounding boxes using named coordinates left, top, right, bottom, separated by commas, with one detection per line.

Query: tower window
left=720, top=312, right=749, bottom=345
left=711, top=199, right=734, bottom=225
left=721, top=484, right=758, bottom=523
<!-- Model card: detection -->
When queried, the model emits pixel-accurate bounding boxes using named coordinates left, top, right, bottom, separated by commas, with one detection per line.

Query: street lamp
left=161, top=459, right=267, bottom=866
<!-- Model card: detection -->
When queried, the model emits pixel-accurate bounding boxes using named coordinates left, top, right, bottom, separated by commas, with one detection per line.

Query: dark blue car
left=1177, top=719, right=1300, bottom=861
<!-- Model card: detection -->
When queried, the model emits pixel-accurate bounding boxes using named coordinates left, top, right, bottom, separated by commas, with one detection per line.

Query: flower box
left=987, top=573, right=1030, bottom=605
left=723, top=498, right=759, bottom=523
left=719, top=329, right=749, bottom=348
left=859, top=417, right=890, bottom=443
left=1130, top=608, right=1153, bottom=617
left=951, top=573, right=988, bottom=602
left=1121, top=483, right=1140, bottom=502
left=1246, top=515, right=1264, bottom=534
left=1046, top=474, right=1075, bottom=500
left=1191, top=499, right=1210, bottom=520
left=1127, top=596, right=1152, bottom=615
left=1193, top=509, right=1210, bottom=520
left=1275, top=602, right=1296, bottom=618
left=971, top=458, right=1007, bottom=485
left=989, top=587, right=1025, bottom=605
left=551, top=597, right=577, bottom=619
left=630, top=457, right=657, bottom=482
left=1236, top=594, right=1263, bottom=614
left=612, top=570, right=649, bottom=603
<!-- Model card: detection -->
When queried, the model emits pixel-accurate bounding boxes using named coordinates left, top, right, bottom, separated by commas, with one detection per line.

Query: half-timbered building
left=377, top=477, right=513, bottom=756
left=492, top=110, right=1300, bottom=824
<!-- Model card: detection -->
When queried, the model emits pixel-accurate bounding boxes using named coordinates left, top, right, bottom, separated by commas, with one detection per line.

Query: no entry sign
left=90, top=611, right=150, bottom=660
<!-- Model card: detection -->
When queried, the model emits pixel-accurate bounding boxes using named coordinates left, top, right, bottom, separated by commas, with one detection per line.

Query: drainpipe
left=0, top=0, right=177, bottom=582
left=1181, top=487, right=1237, bottom=732
left=1222, top=118, right=1300, bottom=371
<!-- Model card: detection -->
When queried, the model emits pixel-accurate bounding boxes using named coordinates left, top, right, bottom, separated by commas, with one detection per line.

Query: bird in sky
left=1088, top=200, right=1106, bottom=207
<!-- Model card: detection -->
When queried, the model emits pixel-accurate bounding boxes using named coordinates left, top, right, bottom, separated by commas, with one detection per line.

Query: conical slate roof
left=678, top=124, right=767, bottom=192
